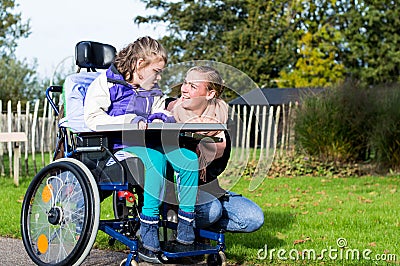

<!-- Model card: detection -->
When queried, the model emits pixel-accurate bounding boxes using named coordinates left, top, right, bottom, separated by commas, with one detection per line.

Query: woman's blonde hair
left=114, top=36, right=167, bottom=83
left=187, top=66, right=225, bottom=98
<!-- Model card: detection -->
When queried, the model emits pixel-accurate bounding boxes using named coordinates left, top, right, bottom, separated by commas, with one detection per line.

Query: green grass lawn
left=1, top=173, right=399, bottom=265
left=224, top=175, right=399, bottom=265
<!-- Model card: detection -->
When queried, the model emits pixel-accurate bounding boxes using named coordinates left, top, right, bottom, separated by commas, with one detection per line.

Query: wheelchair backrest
left=59, top=41, right=117, bottom=132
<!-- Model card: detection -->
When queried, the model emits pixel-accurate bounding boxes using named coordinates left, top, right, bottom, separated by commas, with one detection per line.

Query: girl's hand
left=147, top=112, right=176, bottom=123
left=138, top=120, right=147, bottom=130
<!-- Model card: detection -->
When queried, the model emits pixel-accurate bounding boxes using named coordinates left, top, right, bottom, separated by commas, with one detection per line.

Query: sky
left=14, top=0, right=166, bottom=78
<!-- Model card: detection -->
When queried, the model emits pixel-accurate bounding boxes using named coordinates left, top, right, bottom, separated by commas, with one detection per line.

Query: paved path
left=0, top=237, right=208, bottom=266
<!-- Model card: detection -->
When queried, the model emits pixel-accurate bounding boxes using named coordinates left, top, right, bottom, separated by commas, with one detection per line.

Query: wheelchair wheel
left=207, top=251, right=227, bottom=266
left=119, top=258, right=139, bottom=266
left=21, top=158, right=100, bottom=266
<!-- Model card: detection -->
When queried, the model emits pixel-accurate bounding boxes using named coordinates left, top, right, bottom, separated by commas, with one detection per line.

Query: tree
left=336, top=0, right=400, bottom=85
left=221, top=0, right=299, bottom=88
left=277, top=1, right=346, bottom=88
left=279, top=26, right=345, bottom=88
left=135, top=0, right=400, bottom=90
left=0, top=0, right=42, bottom=108
left=0, top=57, right=40, bottom=107
left=0, top=0, right=30, bottom=56
left=135, top=0, right=341, bottom=91
left=135, top=0, right=297, bottom=97
left=136, top=1, right=247, bottom=62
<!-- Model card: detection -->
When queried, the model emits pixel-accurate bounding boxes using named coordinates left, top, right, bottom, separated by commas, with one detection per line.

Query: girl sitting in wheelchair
left=83, top=36, right=199, bottom=257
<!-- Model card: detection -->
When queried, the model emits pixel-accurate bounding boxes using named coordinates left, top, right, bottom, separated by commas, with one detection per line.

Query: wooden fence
left=229, top=102, right=297, bottom=160
left=0, top=99, right=58, bottom=177
left=0, top=99, right=297, bottom=180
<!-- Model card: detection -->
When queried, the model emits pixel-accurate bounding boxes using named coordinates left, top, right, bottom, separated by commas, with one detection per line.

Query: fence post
left=229, top=105, right=236, bottom=159
left=259, top=105, right=267, bottom=161
left=7, top=100, right=12, bottom=177
left=240, top=105, right=247, bottom=161
left=0, top=100, right=3, bottom=176
left=234, top=105, right=240, bottom=161
left=253, top=105, right=260, bottom=160
left=25, top=101, right=30, bottom=175
left=246, top=105, right=254, bottom=161
left=273, top=105, right=281, bottom=160
left=286, top=102, right=293, bottom=155
left=17, top=101, right=22, bottom=176
left=31, top=99, right=40, bottom=173
left=280, top=104, right=286, bottom=157
left=266, top=106, right=273, bottom=162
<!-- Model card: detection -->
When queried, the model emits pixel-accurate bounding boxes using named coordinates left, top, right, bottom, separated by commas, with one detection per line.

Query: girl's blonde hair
left=187, top=66, right=225, bottom=98
left=114, top=36, right=167, bottom=83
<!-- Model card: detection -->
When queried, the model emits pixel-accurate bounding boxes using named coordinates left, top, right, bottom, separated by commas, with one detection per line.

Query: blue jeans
left=124, top=146, right=198, bottom=217
left=195, top=191, right=264, bottom=233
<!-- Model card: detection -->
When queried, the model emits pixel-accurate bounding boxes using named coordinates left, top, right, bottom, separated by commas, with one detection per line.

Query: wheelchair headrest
left=75, top=41, right=117, bottom=70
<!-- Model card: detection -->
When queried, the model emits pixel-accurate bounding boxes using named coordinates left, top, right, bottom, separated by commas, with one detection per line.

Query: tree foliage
left=279, top=27, right=345, bottom=88
left=221, top=0, right=299, bottom=88
left=0, top=57, right=40, bottom=107
left=136, top=0, right=299, bottom=93
left=135, top=0, right=400, bottom=89
left=336, top=0, right=400, bottom=85
left=0, top=0, right=42, bottom=108
left=0, top=0, right=30, bottom=56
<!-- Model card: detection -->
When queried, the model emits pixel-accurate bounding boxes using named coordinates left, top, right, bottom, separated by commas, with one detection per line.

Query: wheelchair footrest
left=160, top=241, right=218, bottom=258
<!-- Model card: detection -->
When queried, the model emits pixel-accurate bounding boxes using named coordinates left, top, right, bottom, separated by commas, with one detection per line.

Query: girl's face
left=135, top=58, right=165, bottom=90
left=180, top=71, right=215, bottom=110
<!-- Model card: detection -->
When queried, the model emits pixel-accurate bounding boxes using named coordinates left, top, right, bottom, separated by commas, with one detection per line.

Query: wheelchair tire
left=21, top=158, right=100, bottom=266
left=119, top=258, right=139, bottom=266
left=206, top=251, right=227, bottom=266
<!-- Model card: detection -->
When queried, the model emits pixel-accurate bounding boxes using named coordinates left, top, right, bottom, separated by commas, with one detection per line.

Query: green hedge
left=294, top=81, right=400, bottom=172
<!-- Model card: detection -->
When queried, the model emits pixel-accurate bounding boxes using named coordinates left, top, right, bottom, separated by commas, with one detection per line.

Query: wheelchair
left=20, top=41, right=228, bottom=266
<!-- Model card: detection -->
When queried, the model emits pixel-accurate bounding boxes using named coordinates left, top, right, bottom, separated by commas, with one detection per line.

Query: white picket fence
left=0, top=99, right=57, bottom=177
left=0, top=99, right=297, bottom=180
left=229, top=102, right=297, bottom=159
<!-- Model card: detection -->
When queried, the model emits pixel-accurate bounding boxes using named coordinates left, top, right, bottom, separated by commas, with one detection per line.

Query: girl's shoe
left=138, top=241, right=161, bottom=264
left=176, top=209, right=195, bottom=245
left=139, top=213, right=160, bottom=252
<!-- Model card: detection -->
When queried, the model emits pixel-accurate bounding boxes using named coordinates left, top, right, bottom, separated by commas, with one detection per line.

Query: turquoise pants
left=124, top=146, right=198, bottom=217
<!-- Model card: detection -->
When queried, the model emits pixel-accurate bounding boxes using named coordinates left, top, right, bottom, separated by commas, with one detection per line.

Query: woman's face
left=135, top=58, right=165, bottom=90
left=180, top=71, right=215, bottom=110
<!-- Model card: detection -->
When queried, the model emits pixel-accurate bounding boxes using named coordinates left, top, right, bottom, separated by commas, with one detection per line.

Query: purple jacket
left=105, top=65, right=164, bottom=149
left=106, top=64, right=163, bottom=122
